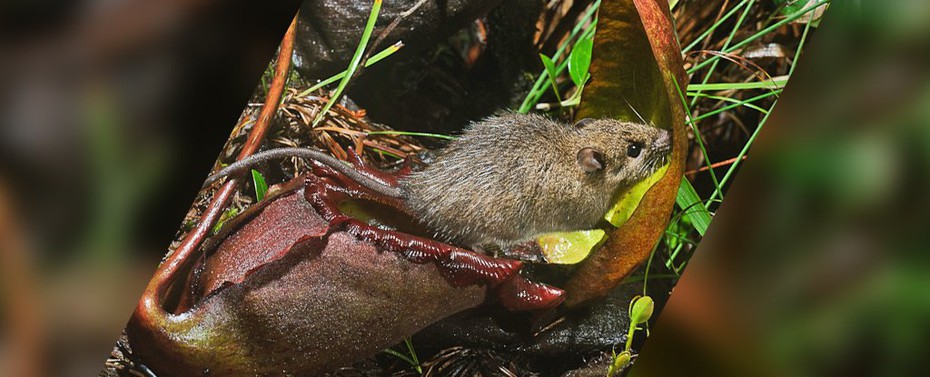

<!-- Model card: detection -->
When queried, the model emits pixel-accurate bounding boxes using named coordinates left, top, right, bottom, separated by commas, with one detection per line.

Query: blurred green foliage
left=632, top=2, right=930, bottom=376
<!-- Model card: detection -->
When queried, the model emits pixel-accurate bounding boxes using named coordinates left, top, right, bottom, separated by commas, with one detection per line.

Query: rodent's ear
left=573, top=118, right=594, bottom=128
left=577, top=147, right=605, bottom=173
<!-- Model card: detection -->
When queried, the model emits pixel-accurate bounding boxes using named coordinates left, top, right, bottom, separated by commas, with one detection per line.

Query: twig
left=355, top=0, right=429, bottom=80
left=241, top=20, right=297, bottom=159
left=540, top=0, right=596, bottom=54
left=684, top=156, right=747, bottom=176
left=362, top=139, right=408, bottom=157
left=138, top=14, right=297, bottom=313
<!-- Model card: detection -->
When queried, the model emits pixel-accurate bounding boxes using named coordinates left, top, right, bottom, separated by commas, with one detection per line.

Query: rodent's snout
left=654, top=128, right=671, bottom=151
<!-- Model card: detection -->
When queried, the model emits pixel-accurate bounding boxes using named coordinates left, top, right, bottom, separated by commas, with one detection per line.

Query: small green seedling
left=538, top=33, right=594, bottom=108
left=625, top=295, right=654, bottom=351
left=383, top=338, right=422, bottom=374
left=540, top=53, right=563, bottom=103
left=211, top=207, right=240, bottom=235
left=608, top=295, right=655, bottom=375
left=568, top=36, right=593, bottom=90
left=606, top=350, right=632, bottom=377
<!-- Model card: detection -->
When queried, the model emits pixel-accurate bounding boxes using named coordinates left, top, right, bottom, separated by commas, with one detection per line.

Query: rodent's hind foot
left=501, top=241, right=547, bottom=264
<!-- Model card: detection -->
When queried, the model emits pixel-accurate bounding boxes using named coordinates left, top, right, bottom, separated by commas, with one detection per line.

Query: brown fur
left=402, top=113, right=670, bottom=247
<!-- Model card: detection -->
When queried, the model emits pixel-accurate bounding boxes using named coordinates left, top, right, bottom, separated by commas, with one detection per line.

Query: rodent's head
left=572, top=118, right=672, bottom=190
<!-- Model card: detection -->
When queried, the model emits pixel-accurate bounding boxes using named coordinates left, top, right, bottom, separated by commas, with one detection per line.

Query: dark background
left=0, top=0, right=299, bottom=375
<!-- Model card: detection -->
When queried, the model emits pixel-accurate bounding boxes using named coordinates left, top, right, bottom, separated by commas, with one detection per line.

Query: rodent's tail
left=201, top=147, right=404, bottom=198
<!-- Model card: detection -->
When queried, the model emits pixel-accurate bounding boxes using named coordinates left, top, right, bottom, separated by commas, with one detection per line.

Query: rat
left=203, top=113, right=671, bottom=248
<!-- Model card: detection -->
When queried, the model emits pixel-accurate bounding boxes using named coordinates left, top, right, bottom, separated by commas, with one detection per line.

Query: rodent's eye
left=573, top=118, right=594, bottom=128
left=577, top=147, right=605, bottom=173
left=627, top=142, right=644, bottom=158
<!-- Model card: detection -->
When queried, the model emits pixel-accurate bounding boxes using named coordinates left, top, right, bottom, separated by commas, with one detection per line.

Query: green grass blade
left=518, top=0, right=600, bottom=113
left=297, top=41, right=403, bottom=98
left=366, top=130, right=456, bottom=140
left=685, top=93, right=769, bottom=114
left=688, top=90, right=781, bottom=123
left=688, top=0, right=830, bottom=74
left=789, top=13, right=814, bottom=77
left=674, top=79, right=725, bottom=202
left=687, top=77, right=787, bottom=91
left=311, top=0, right=382, bottom=127
left=688, top=0, right=755, bottom=110
left=404, top=338, right=422, bottom=374
left=705, top=101, right=776, bottom=206
left=383, top=349, right=416, bottom=367
left=681, top=0, right=752, bottom=53
left=698, top=3, right=818, bottom=208
left=383, top=338, right=422, bottom=374
left=676, top=179, right=711, bottom=236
